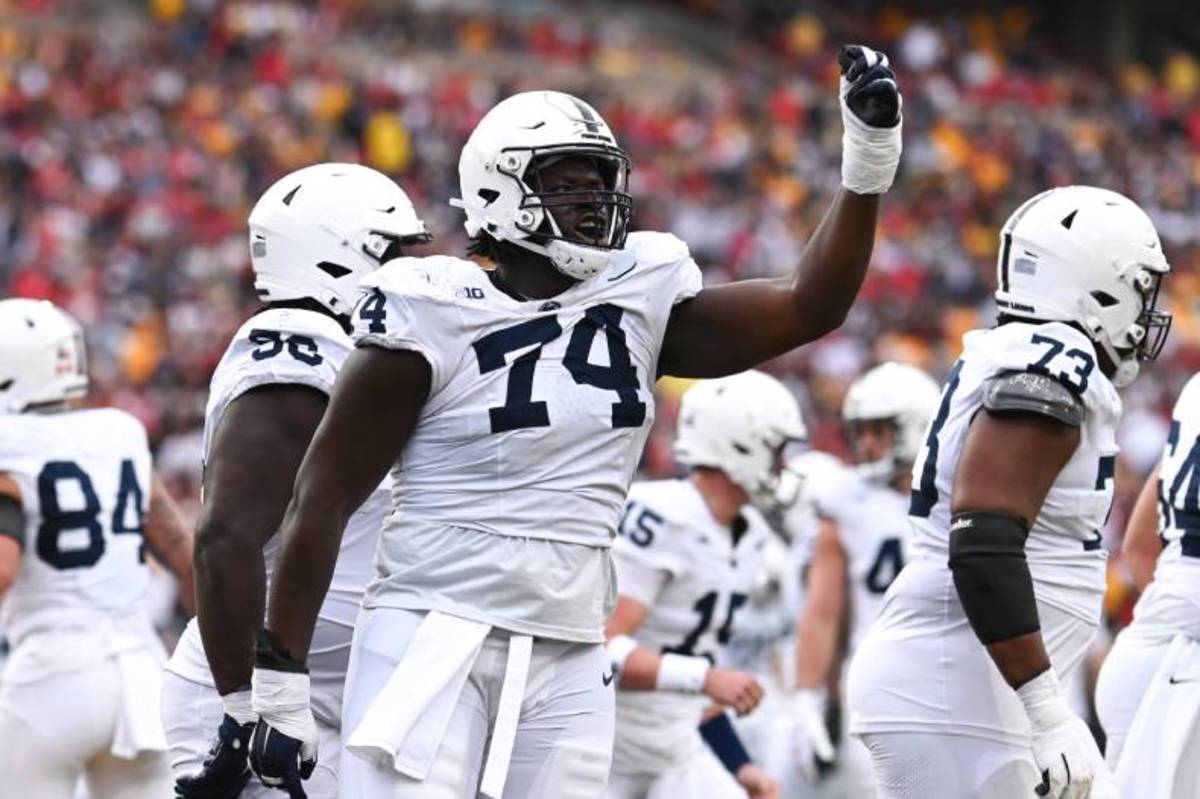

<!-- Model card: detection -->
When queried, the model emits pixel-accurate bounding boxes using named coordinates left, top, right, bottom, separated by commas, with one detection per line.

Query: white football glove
left=792, top=689, right=836, bottom=781
left=1019, top=669, right=1113, bottom=799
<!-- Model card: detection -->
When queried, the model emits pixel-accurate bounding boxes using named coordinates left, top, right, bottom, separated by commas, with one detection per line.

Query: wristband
left=221, top=686, right=256, bottom=726
left=840, top=87, right=902, bottom=195
left=606, top=635, right=639, bottom=675
left=656, top=653, right=710, bottom=693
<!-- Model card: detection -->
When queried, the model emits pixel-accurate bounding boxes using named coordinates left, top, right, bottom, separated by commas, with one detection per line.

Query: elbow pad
left=948, top=511, right=1040, bottom=644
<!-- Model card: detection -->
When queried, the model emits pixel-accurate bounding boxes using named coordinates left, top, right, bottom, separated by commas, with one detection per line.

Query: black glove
left=839, top=44, right=901, bottom=128
left=174, top=714, right=254, bottom=799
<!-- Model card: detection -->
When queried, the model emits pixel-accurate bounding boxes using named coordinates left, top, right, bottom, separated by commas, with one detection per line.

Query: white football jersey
left=812, top=466, right=909, bottom=654
left=1127, top=372, right=1200, bottom=636
left=352, top=232, right=702, bottom=642
left=166, top=308, right=391, bottom=705
left=907, top=321, right=1119, bottom=618
left=611, top=478, right=773, bottom=774
left=0, top=408, right=153, bottom=646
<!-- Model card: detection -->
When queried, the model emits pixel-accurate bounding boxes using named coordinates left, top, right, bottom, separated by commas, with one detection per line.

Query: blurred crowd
left=2, top=0, right=1198, bottom=624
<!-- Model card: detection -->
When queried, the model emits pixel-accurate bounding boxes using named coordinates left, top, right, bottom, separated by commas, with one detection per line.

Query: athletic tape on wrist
left=221, top=687, right=256, bottom=726
left=840, top=86, right=902, bottom=195
left=656, top=653, right=710, bottom=693
left=1016, top=668, right=1072, bottom=732
left=252, top=668, right=312, bottom=740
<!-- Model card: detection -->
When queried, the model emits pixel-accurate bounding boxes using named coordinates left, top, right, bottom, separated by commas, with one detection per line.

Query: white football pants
left=1095, top=632, right=1200, bottom=797
left=159, top=669, right=342, bottom=799
left=339, top=606, right=614, bottom=799
left=858, top=732, right=1038, bottom=798
left=0, top=655, right=172, bottom=799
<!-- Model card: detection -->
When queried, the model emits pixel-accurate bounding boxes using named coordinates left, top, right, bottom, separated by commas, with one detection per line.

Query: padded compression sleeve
left=948, top=510, right=1040, bottom=644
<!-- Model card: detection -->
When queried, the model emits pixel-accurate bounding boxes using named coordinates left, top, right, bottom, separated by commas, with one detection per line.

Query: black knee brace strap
left=948, top=510, right=1040, bottom=644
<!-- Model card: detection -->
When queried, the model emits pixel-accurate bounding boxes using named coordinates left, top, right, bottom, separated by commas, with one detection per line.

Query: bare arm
left=952, top=411, right=1079, bottom=688
left=794, top=519, right=847, bottom=690
left=194, top=385, right=329, bottom=695
left=659, top=189, right=879, bottom=378
left=1123, top=465, right=1163, bottom=592
left=144, top=472, right=195, bottom=616
left=265, top=347, right=431, bottom=658
left=606, top=596, right=661, bottom=690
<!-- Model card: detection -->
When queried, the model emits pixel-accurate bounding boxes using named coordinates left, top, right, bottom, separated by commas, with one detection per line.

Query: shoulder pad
left=623, top=231, right=691, bottom=267
left=363, top=256, right=477, bottom=303
left=983, top=371, right=1084, bottom=427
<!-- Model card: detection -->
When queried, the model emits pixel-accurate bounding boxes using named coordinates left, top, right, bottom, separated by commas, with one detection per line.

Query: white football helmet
left=994, top=185, right=1171, bottom=387
left=675, top=370, right=808, bottom=510
left=0, top=298, right=88, bottom=413
left=842, top=362, right=940, bottom=483
left=249, top=162, right=430, bottom=317
left=452, top=91, right=632, bottom=281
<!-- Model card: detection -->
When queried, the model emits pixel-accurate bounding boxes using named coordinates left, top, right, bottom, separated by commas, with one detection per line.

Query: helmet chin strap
left=504, top=233, right=615, bottom=281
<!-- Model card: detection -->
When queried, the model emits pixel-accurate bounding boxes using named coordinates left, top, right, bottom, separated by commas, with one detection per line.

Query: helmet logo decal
left=1061, top=209, right=1077, bottom=229
left=1013, top=253, right=1038, bottom=276
left=281, top=184, right=301, bottom=206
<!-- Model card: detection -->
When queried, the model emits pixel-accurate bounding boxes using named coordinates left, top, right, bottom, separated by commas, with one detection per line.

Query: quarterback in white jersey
left=846, top=186, right=1172, bottom=799
left=249, top=46, right=904, bottom=799
left=161, top=163, right=430, bottom=799
left=1094, top=373, right=1200, bottom=796
left=0, top=299, right=193, bottom=799
left=606, top=371, right=804, bottom=799
left=791, top=362, right=938, bottom=797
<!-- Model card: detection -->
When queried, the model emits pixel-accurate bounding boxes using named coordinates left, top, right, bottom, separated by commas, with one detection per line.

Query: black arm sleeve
left=948, top=510, right=1040, bottom=644
left=0, top=494, right=24, bottom=549
left=699, top=712, right=752, bottom=775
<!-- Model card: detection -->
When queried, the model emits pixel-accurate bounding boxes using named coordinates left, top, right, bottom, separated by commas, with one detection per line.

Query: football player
left=1094, top=373, right=1200, bottom=797
left=846, top=186, right=1171, bottom=799
left=0, top=298, right=194, bottom=799
left=605, top=371, right=803, bottom=799
left=160, top=163, right=430, bottom=798
left=790, top=362, right=939, bottom=797
left=249, top=44, right=903, bottom=799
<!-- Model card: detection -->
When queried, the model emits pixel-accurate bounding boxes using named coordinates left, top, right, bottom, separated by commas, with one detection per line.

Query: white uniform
left=338, top=233, right=701, bottom=799
left=606, top=478, right=773, bottom=799
left=846, top=321, right=1119, bottom=798
left=796, top=466, right=910, bottom=799
left=0, top=408, right=172, bottom=799
left=1095, top=373, right=1200, bottom=793
left=729, top=451, right=844, bottom=799
left=160, top=308, right=390, bottom=798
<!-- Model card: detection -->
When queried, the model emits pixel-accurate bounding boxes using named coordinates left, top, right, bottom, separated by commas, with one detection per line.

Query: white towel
left=111, top=646, right=168, bottom=758
left=345, top=611, right=491, bottom=780
left=1116, top=634, right=1200, bottom=798
left=479, top=634, right=532, bottom=799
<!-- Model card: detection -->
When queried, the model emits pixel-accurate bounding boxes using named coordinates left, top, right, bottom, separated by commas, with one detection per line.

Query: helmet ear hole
left=1091, top=291, right=1120, bottom=308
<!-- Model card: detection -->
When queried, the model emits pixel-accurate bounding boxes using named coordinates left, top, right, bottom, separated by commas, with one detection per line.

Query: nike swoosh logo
left=1169, top=676, right=1200, bottom=684
left=607, top=261, right=637, bottom=282
left=602, top=670, right=616, bottom=686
